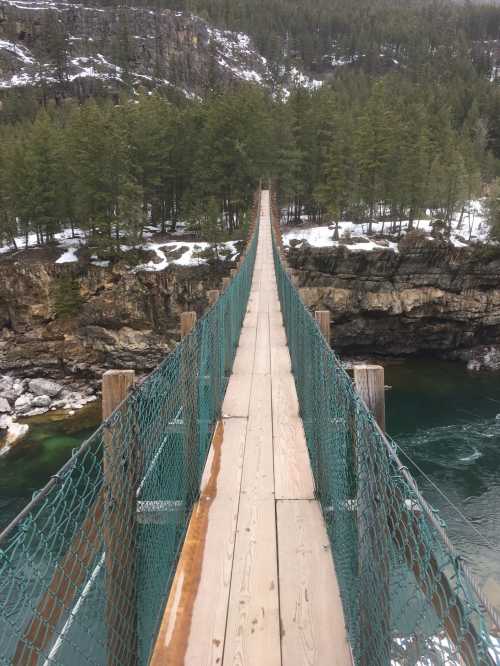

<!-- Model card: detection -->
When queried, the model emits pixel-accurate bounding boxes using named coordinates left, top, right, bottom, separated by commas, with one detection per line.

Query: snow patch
left=282, top=200, right=490, bottom=253
left=0, top=39, right=35, bottom=64
left=55, top=247, right=78, bottom=264
left=132, top=240, right=240, bottom=272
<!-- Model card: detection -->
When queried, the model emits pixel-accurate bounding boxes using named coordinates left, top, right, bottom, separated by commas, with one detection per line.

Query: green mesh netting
left=0, top=216, right=259, bottom=666
left=271, top=207, right=500, bottom=666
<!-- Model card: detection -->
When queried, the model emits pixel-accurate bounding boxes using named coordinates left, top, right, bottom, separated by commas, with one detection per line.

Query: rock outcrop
left=0, top=254, right=233, bottom=380
left=287, top=242, right=500, bottom=366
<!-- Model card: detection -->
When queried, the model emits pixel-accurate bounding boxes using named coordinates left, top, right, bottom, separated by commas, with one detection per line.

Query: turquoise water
left=386, top=359, right=500, bottom=609
left=0, top=402, right=101, bottom=532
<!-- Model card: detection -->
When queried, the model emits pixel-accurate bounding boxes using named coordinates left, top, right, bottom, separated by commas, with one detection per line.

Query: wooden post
left=181, top=312, right=199, bottom=506
left=315, top=310, right=331, bottom=346
left=222, top=277, right=231, bottom=290
left=207, top=290, right=220, bottom=307
left=181, top=311, right=197, bottom=338
left=353, top=364, right=390, bottom=666
left=102, top=369, right=137, bottom=666
left=230, top=268, right=237, bottom=279
left=353, top=365, right=385, bottom=431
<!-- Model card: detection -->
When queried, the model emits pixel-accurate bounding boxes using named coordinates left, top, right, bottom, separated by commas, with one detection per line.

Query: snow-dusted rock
left=0, top=375, right=13, bottom=392
left=0, top=397, right=12, bottom=414
left=29, top=378, right=63, bottom=398
left=12, top=379, right=27, bottom=397
left=62, top=392, right=86, bottom=409
left=0, top=416, right=29, bottom=454
left=25, top=407, right=50, bottom=417
left=14, top=393, right=34, bottom=414
left=50, top=399, right=67, bottom=410
left=0, top=388, right=17, bottom=403
left=467, top=346, right=500, bottom=372
left=32, top=395, right=51, bottom=408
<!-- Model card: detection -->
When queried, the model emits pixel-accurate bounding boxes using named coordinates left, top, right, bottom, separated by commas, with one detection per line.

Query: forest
left=1, top=0, right=500, bottom=253
left=1, top=71, right=499, bottom=253
left=83, top=0, right=500, bottom=78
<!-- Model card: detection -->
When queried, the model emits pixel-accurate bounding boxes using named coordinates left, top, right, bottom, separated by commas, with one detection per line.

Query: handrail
left=0, top=189, right=261, bottom=666
left=270, top=189, right=499, bottom=666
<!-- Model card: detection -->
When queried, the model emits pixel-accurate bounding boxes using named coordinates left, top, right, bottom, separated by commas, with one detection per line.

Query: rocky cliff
left=287, top=242, right=500, bottom=369
left=0, top=0, right=316, bottom=97
left=0, top=255, right=231, bottom=380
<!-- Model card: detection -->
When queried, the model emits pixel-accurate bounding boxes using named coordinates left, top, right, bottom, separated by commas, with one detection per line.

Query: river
left=0, top=401, right=101, bottom=532
left=1, top=361, right=499, bottom=610
left=386, top=359, right=500, bottom=610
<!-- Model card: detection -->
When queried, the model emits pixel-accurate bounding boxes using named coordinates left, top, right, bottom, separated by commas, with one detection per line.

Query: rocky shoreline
left=0, top=375, right=99, bottom=453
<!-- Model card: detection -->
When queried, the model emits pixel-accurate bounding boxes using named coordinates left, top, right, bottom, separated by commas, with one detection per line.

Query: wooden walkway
left=151, top=191, right=352, bottom=666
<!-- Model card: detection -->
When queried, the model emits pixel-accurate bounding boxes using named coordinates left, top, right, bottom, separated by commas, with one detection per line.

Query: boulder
left=0, top=397, right=12, bottom=414
left=0, top=376, right=13, bottom=392
left=32, top=395, right=51, bottom=408
left=29, top=378, right=63, bottom=398
left=0, top=414, right=10, bottom=432
left=12, top=379, right=27, bottom=398
left=14, top=393, right=34, bottom=414
left=0, top=388, right=17, bottom=403
left=4, top=421, right=29, bottom=449
left=25, top=407, right=50, bottom=417
left=0, top=415, right=29, bottom=453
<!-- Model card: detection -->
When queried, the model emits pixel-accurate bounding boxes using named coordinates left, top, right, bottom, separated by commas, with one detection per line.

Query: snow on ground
left=0, top=227, right=86, bottom=255
left=55, top=247, right=78, bottom=263
left=133, top=240, right=240, bottom=272
left=0, top=227, right=241, bottom=270
left=282, top=200, right=490, bottom=253
left=0, top=39, right=35, bottom=64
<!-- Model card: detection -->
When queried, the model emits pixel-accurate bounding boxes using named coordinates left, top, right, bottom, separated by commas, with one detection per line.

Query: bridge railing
left=270, top=194, right=500, bottom=666
left=0, top=197, right=260, bottom=666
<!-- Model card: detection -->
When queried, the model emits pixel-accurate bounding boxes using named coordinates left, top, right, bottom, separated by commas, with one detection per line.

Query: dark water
left=0, top=402, right=101, bottom=532
left=386, top=359, right=500, bottom=610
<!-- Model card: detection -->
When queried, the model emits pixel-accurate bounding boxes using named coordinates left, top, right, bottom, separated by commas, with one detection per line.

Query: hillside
left=0, top=0, right=321, bottom=98
left=1, top=0, right=500, bottom=101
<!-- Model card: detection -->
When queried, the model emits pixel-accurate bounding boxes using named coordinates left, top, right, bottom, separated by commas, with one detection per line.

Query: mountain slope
left=0, top=0, right=322, bottom=97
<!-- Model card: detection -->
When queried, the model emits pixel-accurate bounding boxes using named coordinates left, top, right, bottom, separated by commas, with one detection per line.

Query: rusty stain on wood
left=150, top=420, right=224, bottom=666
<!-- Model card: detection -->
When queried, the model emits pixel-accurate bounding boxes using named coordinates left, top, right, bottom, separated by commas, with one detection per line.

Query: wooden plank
left=240, top=374, right=274, bottom=500
left=269, top=320, right=287, bottom=348
left=223, top=498, right=281, bottom=666
left=152, top=419, right=248, bottom=666
left=270, top=371, right=300, bottom=420
left=270, top=345, right=291, bottom=375
left=233, top=346, right=256, bottom=376
left=273, top=412, right=315, bottom=500
left=253, top=313, right=271, bottom=375
left=238, top=326, right=257, bottom=349
left=223, top=374, right=253, bottom=418
left=277, top=500, right=353, bottom=666
left=242, top=309, right=258, bottom=329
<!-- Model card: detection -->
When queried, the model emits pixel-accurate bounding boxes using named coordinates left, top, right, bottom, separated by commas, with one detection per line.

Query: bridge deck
left=150, top=191, right=352, bottom=666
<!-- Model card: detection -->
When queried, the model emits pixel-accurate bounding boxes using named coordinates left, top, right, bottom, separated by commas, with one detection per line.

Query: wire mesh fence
left=0, top=205, right=259, bottom=666
left=270, top=197, right=500, bottom=666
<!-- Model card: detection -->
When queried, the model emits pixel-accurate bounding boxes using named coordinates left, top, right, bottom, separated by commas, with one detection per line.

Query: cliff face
left=0, top=0, right=286, bottom=97
left=0, top=257, right=228, bottom=379
left=287, top=244, right=500, bottom=364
